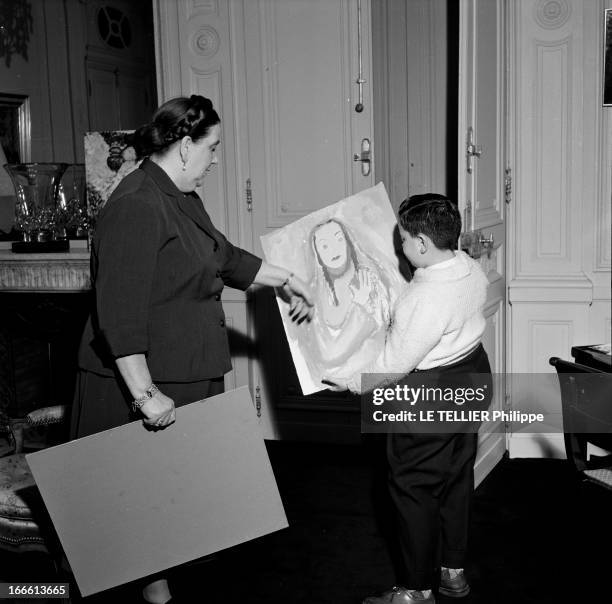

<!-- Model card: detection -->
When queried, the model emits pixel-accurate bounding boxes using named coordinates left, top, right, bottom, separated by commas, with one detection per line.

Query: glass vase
left=56, top=164, right=87, bottom=239
left=3, top=163, right=68, bottom=245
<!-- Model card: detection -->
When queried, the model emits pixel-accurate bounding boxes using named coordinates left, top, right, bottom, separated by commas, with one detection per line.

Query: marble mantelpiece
left=0, top=250, right=91, bottom=292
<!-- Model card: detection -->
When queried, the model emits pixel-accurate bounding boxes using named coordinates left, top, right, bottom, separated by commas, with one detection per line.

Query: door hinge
left=255, top=385, right=261, bottom=417
left=464, top=200, right=472, bottom=229
left=504, top=167, right=512, bottom=204
left=246, top=178, right=253, bottom=212
left=504, top=393, right=511, bottom=432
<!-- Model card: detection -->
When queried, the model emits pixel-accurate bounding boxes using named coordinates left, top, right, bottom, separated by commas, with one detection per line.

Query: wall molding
left=508, top=278, right=592, bottom=303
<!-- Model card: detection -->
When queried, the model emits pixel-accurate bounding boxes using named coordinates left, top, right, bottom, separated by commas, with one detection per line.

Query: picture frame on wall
left=0, top=93, right=31, bottom=163
left=83, top=130, right=140, bottom=223
left=605, top=9, right=612, bottom=106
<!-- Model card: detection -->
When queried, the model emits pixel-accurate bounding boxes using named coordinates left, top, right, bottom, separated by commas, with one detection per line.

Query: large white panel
left=513, top=0, right=584, bottom=278
left=473, top=0, right=502, bottom=225
left=536, top=42, right=568, bottom=258
left=597, top=110, right=612, bottom=270
left=510, top=303, right=589, bottom=373
left=259, top=0, right=350, bottom=225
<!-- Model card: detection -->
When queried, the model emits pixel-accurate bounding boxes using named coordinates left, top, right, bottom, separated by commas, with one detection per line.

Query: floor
left=1, top=439, right=610, bottom=603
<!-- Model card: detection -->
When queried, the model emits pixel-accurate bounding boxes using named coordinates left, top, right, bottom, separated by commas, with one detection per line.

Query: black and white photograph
left=0, top=1, right=610, bottom=604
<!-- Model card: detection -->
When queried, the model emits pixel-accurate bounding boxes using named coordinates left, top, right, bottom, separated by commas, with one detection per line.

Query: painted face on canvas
left=313, top=221, right=349, bottom=271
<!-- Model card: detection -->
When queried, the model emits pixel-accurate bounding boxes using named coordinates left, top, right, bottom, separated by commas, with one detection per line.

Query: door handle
left=466, top=126, right=482, bottom=174
left=353, top=138, right=371, bottom=176
left=479, top=233, right=494, bottom=258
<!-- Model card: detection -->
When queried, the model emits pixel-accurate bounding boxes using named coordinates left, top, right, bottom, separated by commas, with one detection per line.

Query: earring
left=182, top=160, right=187, bottom=171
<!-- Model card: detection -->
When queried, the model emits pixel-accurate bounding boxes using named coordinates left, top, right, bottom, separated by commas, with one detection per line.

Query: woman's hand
left=139, top=390, right=176, bottom=429
left=252, top=262, right=315, bottom=323
left=350, top=269, right=372, bottom=306
left=284, top=274, right=315, bottom=323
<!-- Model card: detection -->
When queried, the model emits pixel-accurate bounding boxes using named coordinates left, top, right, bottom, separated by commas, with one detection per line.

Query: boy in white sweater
left=327, top=194, right=491, bottom=604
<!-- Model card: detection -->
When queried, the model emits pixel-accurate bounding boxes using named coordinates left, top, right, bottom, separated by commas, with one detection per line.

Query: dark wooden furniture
left=571, top=344, right=612, bottom=373
left=0, top=250, right=90, bottom=420
left=550, top=356, right=612, bottom=490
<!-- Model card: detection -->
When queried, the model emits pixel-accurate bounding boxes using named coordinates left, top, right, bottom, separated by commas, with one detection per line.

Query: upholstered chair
left=0, top=405, right=67, bottom=556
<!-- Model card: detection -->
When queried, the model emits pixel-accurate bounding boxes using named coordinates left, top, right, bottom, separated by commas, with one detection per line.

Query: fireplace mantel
left=0, top=250, right=91, bottom=292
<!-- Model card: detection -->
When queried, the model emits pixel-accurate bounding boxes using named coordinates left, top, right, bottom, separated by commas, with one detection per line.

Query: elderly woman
left=73, top=94, right=313, bottom=603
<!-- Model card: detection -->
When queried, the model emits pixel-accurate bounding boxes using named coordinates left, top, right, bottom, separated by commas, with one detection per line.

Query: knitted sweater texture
left=349, top=250, right=488, bottom=392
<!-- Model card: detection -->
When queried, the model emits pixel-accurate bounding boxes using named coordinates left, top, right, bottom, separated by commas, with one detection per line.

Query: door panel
left=87, top=62, right=120, bottom=131
left=458, top=0, right=507, bottom=485
left=243, top=0, right=374, bottom=438
left=244, top=0, right=373, bottom=238
left=473, top=0, right=504, bottom=228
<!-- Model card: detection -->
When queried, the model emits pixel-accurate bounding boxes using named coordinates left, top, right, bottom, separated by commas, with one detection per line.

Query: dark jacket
left=78, top=159, right=262, bottom=381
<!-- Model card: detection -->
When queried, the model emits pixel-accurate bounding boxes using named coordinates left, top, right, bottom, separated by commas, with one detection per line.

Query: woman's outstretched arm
left=252, top=261, right=315, bottom=322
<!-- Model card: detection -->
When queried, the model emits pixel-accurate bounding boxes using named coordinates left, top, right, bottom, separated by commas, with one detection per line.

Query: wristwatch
left=131, top=383, right=159, bottom=412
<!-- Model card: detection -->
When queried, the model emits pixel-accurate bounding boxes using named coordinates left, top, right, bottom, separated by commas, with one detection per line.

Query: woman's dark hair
left=311, top=219, right=359, bottom=306
left=398, top=193, right=461, bottom=250
left=131, top=95, right=220, bottom=159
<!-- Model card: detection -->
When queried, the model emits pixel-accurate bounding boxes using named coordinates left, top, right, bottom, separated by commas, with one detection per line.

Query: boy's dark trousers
left=386, top=343, right=492, bottom=589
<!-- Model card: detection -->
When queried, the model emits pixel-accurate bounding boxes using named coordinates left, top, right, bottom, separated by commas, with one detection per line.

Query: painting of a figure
left=84, top=130, right=140, bottom=221
left=261, top=183, right=407, bottom=395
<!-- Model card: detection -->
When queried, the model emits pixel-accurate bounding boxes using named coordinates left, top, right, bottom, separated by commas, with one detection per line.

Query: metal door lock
left=466, top=127, right=483, bottom=174
left=353, top=137, right=371, bottom=176
left=479, top=233, right=494, bottom=258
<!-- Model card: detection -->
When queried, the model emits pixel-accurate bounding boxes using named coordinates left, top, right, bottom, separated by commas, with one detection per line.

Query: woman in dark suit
left=73, top=94, right=313, bottom=603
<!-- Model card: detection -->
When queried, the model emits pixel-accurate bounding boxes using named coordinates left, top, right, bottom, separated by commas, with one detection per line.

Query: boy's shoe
left=363, top=585, right=436, bottom=604
left=439, top=568, right=470, bottom=598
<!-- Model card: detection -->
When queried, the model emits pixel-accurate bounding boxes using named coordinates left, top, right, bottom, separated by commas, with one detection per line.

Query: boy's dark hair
left=398, top=193, right=461, bottom=250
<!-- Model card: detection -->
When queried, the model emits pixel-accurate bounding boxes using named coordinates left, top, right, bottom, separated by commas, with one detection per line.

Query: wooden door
left=87, top=61, right=121, bottom=131
left=242, top=0, right=375, bottom=439
left=117, top=69, right=155, bottom=130
left=457, top=0, right=507, bottom=485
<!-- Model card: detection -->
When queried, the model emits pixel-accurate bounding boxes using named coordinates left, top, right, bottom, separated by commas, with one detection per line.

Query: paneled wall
left=371, top=0, right=452, bottom=210
left=507, top=0, right=612, bottom=457
left=0, top=0, right=78, bottom=163
left=1, top=0, right=156, bottom=165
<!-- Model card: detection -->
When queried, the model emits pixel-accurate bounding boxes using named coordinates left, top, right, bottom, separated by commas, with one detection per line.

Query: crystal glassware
left=56, top=164, right=87, bottom=239
left=3, top=163, right=68, bottom=244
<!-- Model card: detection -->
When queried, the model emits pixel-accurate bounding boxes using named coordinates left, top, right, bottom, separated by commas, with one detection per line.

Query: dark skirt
left=71, top=369, right=225, bottom=439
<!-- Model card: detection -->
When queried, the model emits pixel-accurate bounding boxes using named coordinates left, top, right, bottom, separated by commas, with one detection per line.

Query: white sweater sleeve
left=347, top=289, right=445, bottom=392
